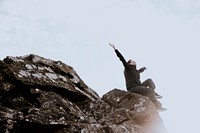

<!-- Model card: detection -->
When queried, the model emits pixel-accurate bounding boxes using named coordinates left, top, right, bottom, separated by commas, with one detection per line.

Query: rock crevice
left=0, top=54, right=167, bottom=133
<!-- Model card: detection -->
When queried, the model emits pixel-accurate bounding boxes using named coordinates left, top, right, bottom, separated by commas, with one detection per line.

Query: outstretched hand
left=141, top=67, right=147, bottom=71
left=109, top=43, right=116, bottom=50
left=138, top=67, right=147, bottom=73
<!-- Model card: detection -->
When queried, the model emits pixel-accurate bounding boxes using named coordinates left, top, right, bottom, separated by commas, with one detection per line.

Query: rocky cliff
left=0, top=54, right=168, bottom=133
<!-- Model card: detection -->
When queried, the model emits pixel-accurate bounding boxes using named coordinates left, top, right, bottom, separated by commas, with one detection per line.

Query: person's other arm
left=138, top=67, right=146, bottom=73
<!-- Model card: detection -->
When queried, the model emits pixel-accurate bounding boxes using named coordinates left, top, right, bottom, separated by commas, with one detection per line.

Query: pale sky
left=0, top=0, right=200, bottom=133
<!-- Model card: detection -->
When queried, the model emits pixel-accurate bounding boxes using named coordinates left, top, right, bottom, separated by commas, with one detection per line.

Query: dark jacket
left=114, top=49, right=141, bottom=91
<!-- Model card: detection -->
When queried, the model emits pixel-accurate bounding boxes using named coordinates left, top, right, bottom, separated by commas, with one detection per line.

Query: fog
left=1, top=0, right=200, bottom=132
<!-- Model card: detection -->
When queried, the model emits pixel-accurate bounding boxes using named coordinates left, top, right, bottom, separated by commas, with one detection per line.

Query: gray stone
left=0, top=54, right=168, bottom=133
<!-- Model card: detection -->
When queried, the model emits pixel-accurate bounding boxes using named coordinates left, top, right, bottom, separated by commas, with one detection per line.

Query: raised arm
left=138, top=67, right=146, bottom=73
left=109, top=43, right=127, bottom=68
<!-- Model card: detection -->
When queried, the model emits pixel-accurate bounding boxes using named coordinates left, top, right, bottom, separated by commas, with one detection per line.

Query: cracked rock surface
left=0, top=54, right=167, bottom=133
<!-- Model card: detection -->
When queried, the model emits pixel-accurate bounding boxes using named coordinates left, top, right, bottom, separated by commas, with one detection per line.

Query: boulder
left=0, top=54, right=167, bottom=133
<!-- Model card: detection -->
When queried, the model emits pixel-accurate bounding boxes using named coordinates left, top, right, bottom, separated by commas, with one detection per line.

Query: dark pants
left=141, top=78, right=155, bottom=89
left=128, top=85, right=161, bottom=109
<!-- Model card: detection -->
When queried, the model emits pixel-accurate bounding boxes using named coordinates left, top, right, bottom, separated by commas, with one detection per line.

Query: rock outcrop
left=0, top=54, right=167, bottom=133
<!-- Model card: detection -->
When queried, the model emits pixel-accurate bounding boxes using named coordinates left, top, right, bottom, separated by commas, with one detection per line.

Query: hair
left=127, top=59, right=136, bottom=66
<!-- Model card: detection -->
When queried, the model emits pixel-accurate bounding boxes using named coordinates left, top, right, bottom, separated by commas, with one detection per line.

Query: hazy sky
left=0, top=0, right=200, bottom=133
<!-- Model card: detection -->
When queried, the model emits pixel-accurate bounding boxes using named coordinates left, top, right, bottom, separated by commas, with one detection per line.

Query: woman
left=109, top=43, right=166, bottom=111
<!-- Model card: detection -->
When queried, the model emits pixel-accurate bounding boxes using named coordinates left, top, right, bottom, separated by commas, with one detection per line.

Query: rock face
left=0, top=54, right=167, bottom=133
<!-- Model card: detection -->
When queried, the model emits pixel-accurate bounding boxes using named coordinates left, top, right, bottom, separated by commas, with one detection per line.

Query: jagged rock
left=102, top=89, right=168, bottom=133
left=0, top=54, right=167, bottom=133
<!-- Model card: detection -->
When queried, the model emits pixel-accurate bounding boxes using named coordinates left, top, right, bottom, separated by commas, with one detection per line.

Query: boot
left=155, top=92, right=163, bottom=99
left=157, top=106, right=167, bottom=112
left=154, top=100, right=167, bottom=112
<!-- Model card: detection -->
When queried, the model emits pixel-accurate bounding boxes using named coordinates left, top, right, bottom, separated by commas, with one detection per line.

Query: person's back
left=123, top=62, right=141, bottom=91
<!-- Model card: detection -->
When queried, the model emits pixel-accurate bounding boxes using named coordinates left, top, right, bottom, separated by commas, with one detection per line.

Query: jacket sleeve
left=138, top=67, right=146, bottom=73
left=114, top=49, right=128, bottom=68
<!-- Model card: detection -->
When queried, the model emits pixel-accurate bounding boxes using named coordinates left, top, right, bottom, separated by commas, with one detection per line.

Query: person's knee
left=146, top=78, right=156, bottom=89
left=146, top=78, right=153, bottom=82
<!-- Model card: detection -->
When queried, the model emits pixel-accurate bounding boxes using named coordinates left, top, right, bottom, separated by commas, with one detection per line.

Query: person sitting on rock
left=138, top=68, right=162, bottom=99
left=109, top=43, right=166, bottom=111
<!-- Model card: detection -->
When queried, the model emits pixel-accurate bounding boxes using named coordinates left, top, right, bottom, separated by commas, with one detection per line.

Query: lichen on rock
left=0, top=54, right=167, bottom=133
